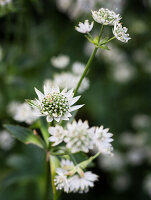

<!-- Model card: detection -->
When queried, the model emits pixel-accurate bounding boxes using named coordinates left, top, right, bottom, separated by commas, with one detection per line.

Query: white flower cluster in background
left=29, top=84, right=83, bottom=122
left=46, top=61, right=89, bottom=93
left=8, top=102, right=39, bottom=124
left=0, top=0, right=11, bottom=6
left=49, top=119, right=114, bottom=155
left=55, top=0, right=125, bottom=19
left=54, top=159, right=98, bottom=193
left=0, top=130, right=14, bottom=150
left=143, top=174, right=151, bottom=197
left=51, top=54, right=70, bottom=69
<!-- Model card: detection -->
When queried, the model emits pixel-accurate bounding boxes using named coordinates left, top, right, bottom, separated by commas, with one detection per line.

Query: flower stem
left=44, top=152, right=51, bottom=200
left=74, top=25, right=104, bottom=96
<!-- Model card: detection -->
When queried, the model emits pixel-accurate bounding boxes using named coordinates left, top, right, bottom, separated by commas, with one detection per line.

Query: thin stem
left=44, top=152, right=51, bottom=200
left=74, top=25, right=104, bottom=96
left=101, top=36, right=116, bottom=45
left=50, top=156, right=58, bottom=200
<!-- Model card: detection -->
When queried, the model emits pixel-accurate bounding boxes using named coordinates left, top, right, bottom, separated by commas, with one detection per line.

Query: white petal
left=46, top=115, right=53, bottom=122
left=34, top=88, right=44, bottom=101
left=69, top=104, right=84, bottom=112
left=69, top=96, right=81, bottom=106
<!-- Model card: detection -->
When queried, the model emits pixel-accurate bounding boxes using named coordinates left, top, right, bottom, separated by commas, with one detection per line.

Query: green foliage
left=4, top=124, right=45, bottom=148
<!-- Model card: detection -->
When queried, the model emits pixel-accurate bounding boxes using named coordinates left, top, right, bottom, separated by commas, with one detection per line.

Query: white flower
left=0, top=131, right=14, bottom=150
left=30, top=84, right=83, bottom=122
left=51, top=54, right=70, bottom=69
left=72, top=62, right=85, bottom=75
left=91, top=8, right=121, bottom=25
left=45, top=72, right=89, bottom=93
left=64, top=120, right=94, bottom=153
left=8, top=102, right=39, bottom=125
left=0, top=0, right=11, bottom=6
left=68, top=171, right=98, bottom=193
left=113, top=22, right=131, bottom=43
left=99, top=151, right=125, bottom=171
left=54, top=168, right=70, bottom=193
left=54, top=159, right=98, bottom=193
left=75, top=20, right=94, bottom=33
left=48, top=125, right=66, bottom=146
left=93, top=126, right=113, bottom=155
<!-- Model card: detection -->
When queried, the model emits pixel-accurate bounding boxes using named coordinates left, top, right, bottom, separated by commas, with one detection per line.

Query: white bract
left=64, top=120, right=94, bottom=153
left=30, top=84, right=83, bottom=122
left=113, top=23, right=131, bottom=43
left=51, top=54, right=70, bottom=69
left=91, top=8, right=121, bottom=25
left=48, top=125, right=66, bottom=146
left=54, top=159, right=98, bottom=193
left=93, top=126, right=113, bottom=155
left=8, top=102, right=39, bottom=125
left=75, top=20, right=94, bottom=33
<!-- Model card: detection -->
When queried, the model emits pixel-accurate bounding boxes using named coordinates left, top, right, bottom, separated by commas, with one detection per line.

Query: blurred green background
left=0, top=0, right=151, bottom=199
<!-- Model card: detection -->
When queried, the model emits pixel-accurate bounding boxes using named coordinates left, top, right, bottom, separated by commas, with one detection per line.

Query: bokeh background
left=0, top=0, right=151, bottom=199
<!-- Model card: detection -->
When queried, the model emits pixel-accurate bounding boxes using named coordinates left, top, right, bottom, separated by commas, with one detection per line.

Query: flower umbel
left=93, top=126, right=114, bottom=155
left=64, top=120, right=94, bottom=153
left=113, top=23, right=131, bottom=43
left=91, top=8, right=121, bottom=26
left=54, top=159, right=98, bottom=193
left=29, top=84, right=83, bottom=122
left=75, top=20, right=94, bottom=34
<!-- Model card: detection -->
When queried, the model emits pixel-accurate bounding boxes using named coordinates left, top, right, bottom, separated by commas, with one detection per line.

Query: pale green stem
left=101, top=36, right=116, bottom=45
left=44, top=152, right=51, bottom=200
left=74, top=25, right=104, bottom=96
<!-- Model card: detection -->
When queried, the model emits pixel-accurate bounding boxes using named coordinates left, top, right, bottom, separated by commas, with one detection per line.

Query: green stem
left=50, top=156, right=58, bottom=200
left=101, top=36, right=116, bottom=45
left=74, top=25, right=104, bottom=96
left=44, top=152, right=51, bottom=200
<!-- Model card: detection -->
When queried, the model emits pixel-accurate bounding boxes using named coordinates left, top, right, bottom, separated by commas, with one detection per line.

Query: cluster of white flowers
left=8, top=102, right=39, bottom=124
left=29, top=84, right=83, bottom=122
left=45, top=61, right=89, bottom=93
left=75, top=20, right=94, bottom=34
left=76, top=8, right=130, bottom=43
left=0, top=0, right=11, bottom=6
left=56, top=0, right=125, bottom=19
left=48, top=119, right=114, bottom=155
left=91, top=8, right=121, bottom=25
left=54, top=159, right=98, bottom=193
left=0, top=130, right=14, bottom=150
left=51, top=54, right=70, bottom=69
left=113, top=23, right=131, bottom=43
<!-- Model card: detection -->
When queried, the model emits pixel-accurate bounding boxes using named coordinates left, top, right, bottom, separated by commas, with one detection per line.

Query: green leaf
left=4, top=124, right=45, bottom=149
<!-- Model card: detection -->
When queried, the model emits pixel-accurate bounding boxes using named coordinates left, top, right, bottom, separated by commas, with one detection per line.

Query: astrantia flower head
left=93, top=126, right=114, bottom=155
left=113, top=22, right=131, bottom=43
left=75, top=20, right=94, bottom=34
left=54, top=159, right=98, bottom=193
left=64, top=120, right=94, bottom=153
left=68, top=171, right=98, bottom=193
left=29, top=84, right=83, bottom=122
left=91, top=8, right=121, bottom=26
left=48, top=125, right=66, bottom=146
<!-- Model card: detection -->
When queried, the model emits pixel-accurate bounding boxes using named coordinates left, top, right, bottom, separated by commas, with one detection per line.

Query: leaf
left=4, top=124, right=45, bottom=149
